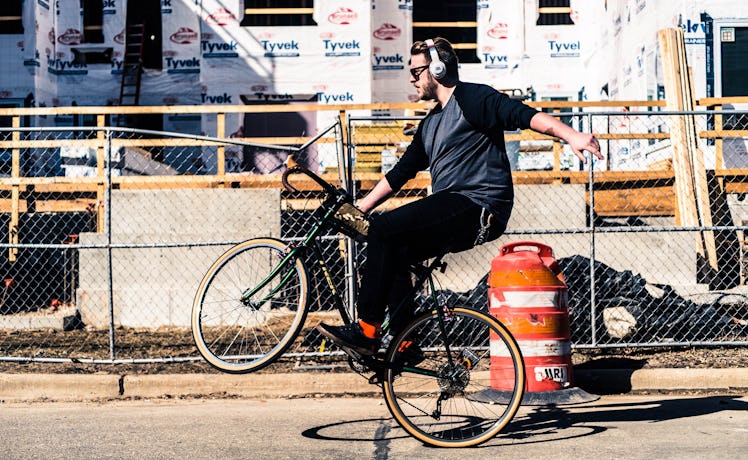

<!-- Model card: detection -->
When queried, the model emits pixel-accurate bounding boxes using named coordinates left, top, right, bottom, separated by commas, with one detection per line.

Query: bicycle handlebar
left=281, top=165, right=338, bottom=194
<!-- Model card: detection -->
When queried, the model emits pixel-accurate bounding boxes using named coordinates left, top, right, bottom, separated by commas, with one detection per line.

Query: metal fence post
left=587, top=112, right=598, bottom=347
left=342, top=115, right=357, bottom=320
left=8, top=116, right=20, bottom=263
left=105, top=128, right=115, bottom=360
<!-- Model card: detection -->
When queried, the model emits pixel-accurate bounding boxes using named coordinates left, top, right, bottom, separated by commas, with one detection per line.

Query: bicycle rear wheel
left=382, top=307, right=525, bottom=447
left=192, top=237, right=309, bottom=373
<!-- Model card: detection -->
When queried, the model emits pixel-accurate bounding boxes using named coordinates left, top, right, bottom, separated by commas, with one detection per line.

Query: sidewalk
left=2, top=367, right=747, bottom=402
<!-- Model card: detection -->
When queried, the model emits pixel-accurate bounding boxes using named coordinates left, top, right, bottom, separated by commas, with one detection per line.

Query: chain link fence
left=0, top=108, right=747, bottom=366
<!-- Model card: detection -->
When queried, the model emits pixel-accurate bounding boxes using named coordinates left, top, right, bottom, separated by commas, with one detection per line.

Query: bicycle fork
left=239, top=245, right=301, bottom=307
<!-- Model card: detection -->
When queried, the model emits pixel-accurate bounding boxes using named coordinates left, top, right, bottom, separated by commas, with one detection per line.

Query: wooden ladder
left=117, top=23, right=145, bottom=126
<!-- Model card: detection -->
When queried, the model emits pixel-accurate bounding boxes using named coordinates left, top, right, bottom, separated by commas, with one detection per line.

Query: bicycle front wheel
left=382, top=307, right=525, bottom=448
left=192, top=238, right=309, bottom=373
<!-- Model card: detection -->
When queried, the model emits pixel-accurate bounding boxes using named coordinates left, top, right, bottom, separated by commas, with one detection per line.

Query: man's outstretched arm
left=529, top=111, right=603, bottom=163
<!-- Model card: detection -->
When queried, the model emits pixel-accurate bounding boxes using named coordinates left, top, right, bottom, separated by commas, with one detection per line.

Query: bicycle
left=191, top=165, right=526, bottom=447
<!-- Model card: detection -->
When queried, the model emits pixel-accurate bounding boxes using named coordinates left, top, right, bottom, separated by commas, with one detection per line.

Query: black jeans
left=357, top=191, right=510, bottom=329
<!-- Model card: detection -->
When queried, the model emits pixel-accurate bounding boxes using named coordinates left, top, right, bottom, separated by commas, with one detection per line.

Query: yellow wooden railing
left=0, top=98, right=746, bottom=251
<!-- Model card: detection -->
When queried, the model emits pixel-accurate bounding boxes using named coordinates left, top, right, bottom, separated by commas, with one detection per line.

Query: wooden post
left=685, top=65, right=717, bottom=271
left=714, top=104, right=724, bottom=170
left=658, top=27, right=718, bottom=271
left=96, top=115, right=106, bottom=232
left=659, top=28, right=697, bottom=226
left=338, top=109, right=349, bottom=182
left=552, top=109, right=562, bottom=179
left=216, top=112, right=226, bottom=183
left=9, top=116, right=20, bottom=262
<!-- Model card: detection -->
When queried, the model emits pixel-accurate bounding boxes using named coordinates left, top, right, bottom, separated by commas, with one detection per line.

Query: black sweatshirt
left=384, top=81, right=538, bottom=216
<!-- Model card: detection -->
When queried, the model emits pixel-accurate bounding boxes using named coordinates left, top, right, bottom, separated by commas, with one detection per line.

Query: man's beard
left=420, top=79, right=438, bottom=101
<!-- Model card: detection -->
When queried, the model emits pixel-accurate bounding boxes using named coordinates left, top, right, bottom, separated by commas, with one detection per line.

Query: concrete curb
left=575, top=368, right=748, bottom=393
left=2, top=368, right=747, bottom=402
left=0, top=374, right=122, bottom=401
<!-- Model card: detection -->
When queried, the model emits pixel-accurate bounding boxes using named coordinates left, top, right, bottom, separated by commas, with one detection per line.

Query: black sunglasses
left=409, top=64, right=429, bottom=79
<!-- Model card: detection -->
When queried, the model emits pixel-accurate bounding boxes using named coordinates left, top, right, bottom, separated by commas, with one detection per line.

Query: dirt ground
left=0, top=327, right=746, bottom=375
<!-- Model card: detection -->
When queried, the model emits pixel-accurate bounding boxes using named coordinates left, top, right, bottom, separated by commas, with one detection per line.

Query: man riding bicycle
left=317, top=37, right=603, bottom=354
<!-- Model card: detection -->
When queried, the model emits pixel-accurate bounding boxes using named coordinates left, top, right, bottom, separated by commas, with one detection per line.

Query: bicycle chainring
left=436, top=362, right=471, bottom=394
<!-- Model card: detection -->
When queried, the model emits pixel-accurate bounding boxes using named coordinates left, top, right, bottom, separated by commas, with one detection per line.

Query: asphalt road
left=1, top=394, right=747, bottom=459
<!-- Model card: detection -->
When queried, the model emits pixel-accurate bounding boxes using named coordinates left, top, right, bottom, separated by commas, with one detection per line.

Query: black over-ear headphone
left=425, top=39, right=446, bottom=79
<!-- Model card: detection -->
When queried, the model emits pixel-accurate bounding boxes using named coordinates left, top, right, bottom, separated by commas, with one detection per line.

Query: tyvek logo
left=323, top=39, right=360, bottom=57
left=201, top=92, right=233, bottom=104
left=262, top=39, right=300, bottom=57
left=110, top=58, right=124, bottom=73
left=328, top=7, right=357, bottom=25
left=250, top=92, right=295, bottom=102
left=482, top=53, right=508, bottom=69
left=373, top=23, right=401, bottom=40
left=165, top=56, right=200, bottom=74
left=373, top=53, right=404, bottom=70
left=487, top=23, right=509, bottom=39
left=171, top=27, right=198, bottom=44
left=202, top=40, right=239, bottom=58
left=47, top=57, right=87, bottom=75
left=58, top=28, right=81, bottom=45
left=548, top=40, right=580, bottom=58
left=24, top=49, right=41, bottom=68
left=681, top=19, right=706, bottom=44
left=317, top=91, right=354, bottom=104
left=681, top=19, right=705, bottom=33
left=206, top=8, right=236, bottom=26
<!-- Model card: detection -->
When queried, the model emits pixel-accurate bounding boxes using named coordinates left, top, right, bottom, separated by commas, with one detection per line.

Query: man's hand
left=530, top=111, right=604, bottom=163
left=566, top=130, right=603, bottom=163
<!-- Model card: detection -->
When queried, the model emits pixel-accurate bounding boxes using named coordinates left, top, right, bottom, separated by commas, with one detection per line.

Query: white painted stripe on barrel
left=489, top=290, right=562, bottom=309
left=491, top=339, right=571, bottom=357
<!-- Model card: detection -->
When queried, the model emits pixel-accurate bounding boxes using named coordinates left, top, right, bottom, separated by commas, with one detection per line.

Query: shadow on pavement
left=574, top=357, right=647, bottom=394
left=301, top=395, right=747, bottom=448
left=504, top=395, right=747, bottom=445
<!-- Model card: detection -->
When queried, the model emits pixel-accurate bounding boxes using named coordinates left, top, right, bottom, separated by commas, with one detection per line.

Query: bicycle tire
left=382, top=307, right=525, bottom=447
left=192, top=237, right=309, bottom=373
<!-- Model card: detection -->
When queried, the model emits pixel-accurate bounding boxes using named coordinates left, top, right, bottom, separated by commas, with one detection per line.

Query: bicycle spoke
left=192, top=239, right=309, bottom=373
left=383, top=308, right=524, bottom=447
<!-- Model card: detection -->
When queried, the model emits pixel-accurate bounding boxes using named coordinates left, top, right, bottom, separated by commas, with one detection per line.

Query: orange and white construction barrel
left=487, top=241, right=598, bottom=405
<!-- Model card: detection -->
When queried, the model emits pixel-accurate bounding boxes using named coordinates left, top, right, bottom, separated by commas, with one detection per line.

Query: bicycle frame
left=239, top=187, right=354, bottom=327
left=275, top=166, right=469, bottom=375
left=379, top=256, right=462, bottom=378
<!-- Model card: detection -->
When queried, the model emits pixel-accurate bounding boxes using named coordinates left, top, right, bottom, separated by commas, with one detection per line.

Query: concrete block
left=76, top=289, right=115, bottom=328
left=75, top=188, right=281, bottom=328
left=512, top=184, right=587, bottom=229
left=107, top=189, right=280, bottom=241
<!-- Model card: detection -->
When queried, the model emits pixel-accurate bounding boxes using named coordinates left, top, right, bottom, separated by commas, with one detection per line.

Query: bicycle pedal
left=368, top=369, right=391, bottom=386
left=340, top=345, right=363, bottom=360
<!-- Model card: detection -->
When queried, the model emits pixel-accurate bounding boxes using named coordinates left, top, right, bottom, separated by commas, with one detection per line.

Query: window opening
left=0, top=1, right=23, bottom=34
left=412, top=0, right=479, bottom=63
left=537, top=0, right=574, bottom=26
left=241, top=0, right=316, bottom=27
left=81, top=0, right=105, bottom=43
